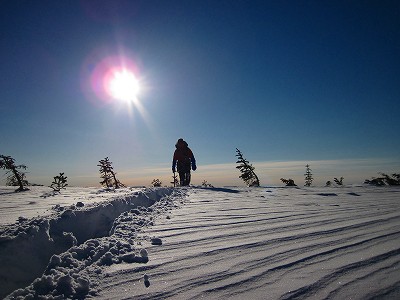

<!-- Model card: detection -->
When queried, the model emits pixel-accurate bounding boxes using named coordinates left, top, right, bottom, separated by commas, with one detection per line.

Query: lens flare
left=106, top=68, right=140, bottom=102
left=81, top=50, right=154, bottom=131
left=83, top=54, right=141, bottom=105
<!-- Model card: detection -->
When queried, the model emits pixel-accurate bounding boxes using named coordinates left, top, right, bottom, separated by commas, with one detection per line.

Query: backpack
left=177, top=148, right=191, bottom=172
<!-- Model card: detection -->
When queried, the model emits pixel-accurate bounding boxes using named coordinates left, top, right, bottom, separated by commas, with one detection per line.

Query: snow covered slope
left=1, top=186, right=400, bottom=299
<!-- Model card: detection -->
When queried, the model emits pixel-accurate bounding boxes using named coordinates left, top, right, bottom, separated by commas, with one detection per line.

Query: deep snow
left=1, top=185, right=399, bottom=299
left=0, top=186, right=178, bottom=299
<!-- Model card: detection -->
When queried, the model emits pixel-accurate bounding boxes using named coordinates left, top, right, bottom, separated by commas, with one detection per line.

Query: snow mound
left=1, top=187, right=185, bottom=299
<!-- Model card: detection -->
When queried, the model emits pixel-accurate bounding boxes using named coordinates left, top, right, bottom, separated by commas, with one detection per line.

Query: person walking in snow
left=172, top=138, right=196, bottom=186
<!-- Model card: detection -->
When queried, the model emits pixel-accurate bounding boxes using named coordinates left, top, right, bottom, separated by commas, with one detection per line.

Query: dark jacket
left=172, top=139, right=196, bottom=172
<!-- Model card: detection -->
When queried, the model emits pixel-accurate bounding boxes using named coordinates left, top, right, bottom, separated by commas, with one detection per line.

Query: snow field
left=97, top=186, right=400, bottom=299
left=1, top=185, right=399, bottom=299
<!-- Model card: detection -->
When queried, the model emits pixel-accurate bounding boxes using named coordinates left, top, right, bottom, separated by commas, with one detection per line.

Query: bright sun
left=108, top=69, right=140, bottom=102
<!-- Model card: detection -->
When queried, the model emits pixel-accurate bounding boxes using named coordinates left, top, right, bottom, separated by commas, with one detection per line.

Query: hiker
left=172, top=138, right=196, bottom=186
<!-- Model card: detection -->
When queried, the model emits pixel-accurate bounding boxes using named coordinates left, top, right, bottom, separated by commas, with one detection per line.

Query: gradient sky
left=1, top=0, right=399, bottom=187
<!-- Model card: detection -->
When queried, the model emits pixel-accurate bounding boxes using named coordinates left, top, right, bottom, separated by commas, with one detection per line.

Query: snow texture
left=1, top=185, right=400, bottom=299
left=0, top=187, right=178, bottom=299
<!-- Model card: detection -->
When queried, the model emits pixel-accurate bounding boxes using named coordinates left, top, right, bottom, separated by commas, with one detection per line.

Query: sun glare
left=108, top=69, right=140, bottom=102
left=86, top=53, right=150, bottom=120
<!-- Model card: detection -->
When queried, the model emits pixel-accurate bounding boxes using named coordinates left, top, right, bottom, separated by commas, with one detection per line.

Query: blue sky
left=1, top=0, right=399, bottom=187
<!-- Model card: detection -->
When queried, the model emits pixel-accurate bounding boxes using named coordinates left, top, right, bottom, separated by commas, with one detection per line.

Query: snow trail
left=0, top=187, right=175, bottom=299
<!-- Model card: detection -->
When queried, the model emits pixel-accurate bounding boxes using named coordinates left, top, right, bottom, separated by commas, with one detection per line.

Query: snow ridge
left=0, top=187, right=180, bottom=299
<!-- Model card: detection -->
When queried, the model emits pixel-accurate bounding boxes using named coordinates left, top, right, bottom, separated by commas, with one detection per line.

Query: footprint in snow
left=144, top=274, right=150, bottom=288
left=151, top=237, right=162, bottom=245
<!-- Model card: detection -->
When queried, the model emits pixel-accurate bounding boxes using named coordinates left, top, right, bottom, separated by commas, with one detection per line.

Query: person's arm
left=172, top=160, right=177, bottom=172
left=190, top=150, right=197, bottom=171
left=172, top=151, right=177, bottom=172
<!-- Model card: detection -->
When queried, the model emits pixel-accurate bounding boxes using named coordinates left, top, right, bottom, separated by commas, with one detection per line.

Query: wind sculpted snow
left=93, top=186, right=400, bottom=299
left=1, top=186, right=400, bottom=299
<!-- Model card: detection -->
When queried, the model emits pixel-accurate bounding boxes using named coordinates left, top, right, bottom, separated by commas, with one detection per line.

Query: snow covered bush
left=201, top=180, right=214, bottom=187
left=383, top=173, right=400, bottom=185
left=235, top=148, right=260, bottom=187
left=151, top=179, right=162, bottom=187
left=0, top=154, right=29, bottom=192
left=280, top=178, right=297, bottom=186
left=364, top=172, right=400, bottom=186
left=364, top=177, right=385, bottom=186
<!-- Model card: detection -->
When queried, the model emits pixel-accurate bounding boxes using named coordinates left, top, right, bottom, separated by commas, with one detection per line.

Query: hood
left=175, top=138, right=188, bottom=148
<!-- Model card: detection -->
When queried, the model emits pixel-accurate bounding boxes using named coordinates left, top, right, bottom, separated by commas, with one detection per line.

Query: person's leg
left=185, top=172, right=191, bottom=186
left=179, top=171, right=185, bottom=186
left=182, top=173, right=187, bottom=186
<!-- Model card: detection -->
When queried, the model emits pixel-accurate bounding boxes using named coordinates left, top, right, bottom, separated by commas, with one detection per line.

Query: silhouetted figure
left=172, top=138, right=196, bottom=186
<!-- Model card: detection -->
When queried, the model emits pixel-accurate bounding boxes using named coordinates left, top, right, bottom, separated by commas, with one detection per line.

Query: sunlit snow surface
left=0, top=186, right=145, bottom=225
left=1, top=186, right=400, bottom=299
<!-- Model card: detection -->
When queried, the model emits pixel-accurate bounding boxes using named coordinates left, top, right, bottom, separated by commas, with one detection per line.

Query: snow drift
left=0, top=187, right=179, bottom=299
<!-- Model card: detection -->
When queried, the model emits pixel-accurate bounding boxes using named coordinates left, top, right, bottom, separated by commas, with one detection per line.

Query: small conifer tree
left=171, top=173, right=179, bottom=187
left=235, top=148, right=260, bottom=187
left=326, top=180, right=332, bottom=187
left=304, top=164, right=313, bottom=187
left=170, top=172, right=179, bottom=187
left=98, top=157, right=125, bottom=189
left=0, top=155, right=29, bottom=192
left=50, top=172, right=68, bottom=192
left=334, top=177, right=344, bottom=186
